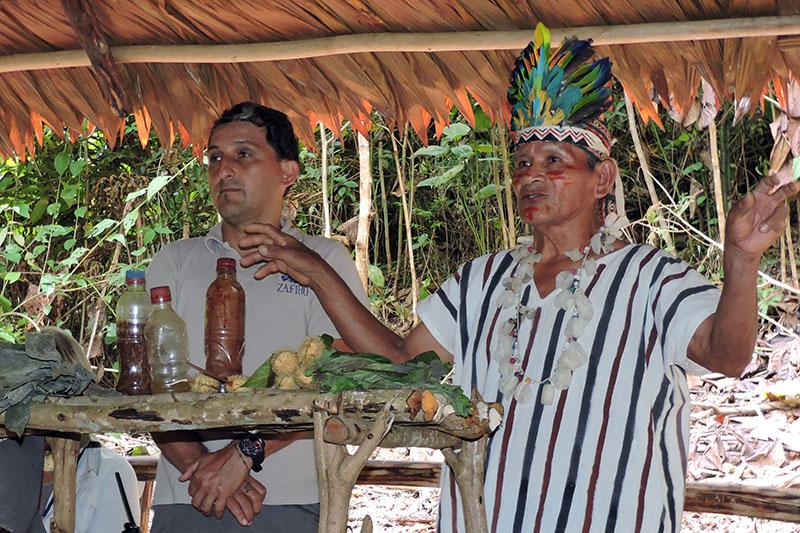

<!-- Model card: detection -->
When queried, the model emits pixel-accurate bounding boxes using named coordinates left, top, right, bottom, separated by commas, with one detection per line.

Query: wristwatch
left=238, top=434, right=266, bottom=472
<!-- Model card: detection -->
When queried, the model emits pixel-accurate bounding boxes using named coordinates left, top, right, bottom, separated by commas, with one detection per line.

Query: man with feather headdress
left=239, top=23, right=799, bottom=532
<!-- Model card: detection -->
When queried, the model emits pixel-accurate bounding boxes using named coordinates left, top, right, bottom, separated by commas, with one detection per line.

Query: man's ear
left=279, top=160, right=300, bottom=188
left=594, top=158, right=618, bottom=199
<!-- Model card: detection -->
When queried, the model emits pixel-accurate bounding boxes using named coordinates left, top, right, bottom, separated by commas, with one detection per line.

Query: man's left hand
left=180, top=444, right=251, bottom=519
left=725, top=163, right=800, bottom=261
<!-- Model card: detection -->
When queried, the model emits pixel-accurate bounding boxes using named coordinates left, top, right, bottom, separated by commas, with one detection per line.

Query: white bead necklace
left=493, top=213, right=629, bottom=405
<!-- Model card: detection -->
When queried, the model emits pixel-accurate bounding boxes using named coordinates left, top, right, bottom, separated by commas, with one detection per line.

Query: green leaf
left=147, top=173, right=172, bottom=201
left=58, top=247, right=88, bottom=268
left=442, top=123, right=471, bottom=142
left=31, top=244, right=47, bottom=258
left=40, top=273, right=66, bottom=295
left=125, top=187, right=147, bottom=203
left=74, top=206, right=87, bottom=218
left=131, top=247, right=147, bottom=257
left=0, top=294, right=11, bottom=312
left=121, top=209, right=139, bottom=234
left=30, top=198, right=49, bottom=224
left=12, top=202, right=30, bottom=219
left=54, top=149, right=70, bottom=176
left=35, top=224, right=70, bottom=240
left=69, top=159, right=85, bottom=177
left=153, top=224, right=172, bottom=235
left=88, top=218, right=117, bottom=238
left=62, top=183, right=79, bottom=205
left=417, top=163, right=463, bottom=188
left=367, top=264, right=385, bottom=288
left=3, top=271, right=20, bottom=283
left=12, top=231, right=24, bottom=247
left=450, top=145, right=474, bottom=159
left=142, top=226, right=156, bottom=245
left=413, top=145, right=448, bottom=158
left=243, top=358, right=273, bottom=388
left=3, top=243, right=22, bottom=263
left=473, top=106, right=493, bottom=133
left=681, top=162, right=704, bottom=176
left=46, top=202, right=60, bottom=218
left=63, top=238, right=76, bottom=251
left=476, top=183, right=499, bottom=200
left=0, top=227, right=7, bottom=248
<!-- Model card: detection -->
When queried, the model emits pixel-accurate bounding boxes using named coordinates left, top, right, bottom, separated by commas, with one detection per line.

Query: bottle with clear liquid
left=145, top=286, right=191, bottom=393
left=205, top=257, right=246, bottom=379
left=115, top=269, right=152, bottom=395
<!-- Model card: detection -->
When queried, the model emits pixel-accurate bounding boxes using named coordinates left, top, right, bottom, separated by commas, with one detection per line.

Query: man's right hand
left=226, top=476, right=267, bottom=526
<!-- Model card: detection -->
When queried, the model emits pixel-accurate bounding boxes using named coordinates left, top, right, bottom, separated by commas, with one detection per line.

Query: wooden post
left=48, top=436, right=81, bottom=533
left=313, top=404, right=393, bottom=533
left=441, top=436, right=489, bottom=533
left=355, top=131, right=373, bottom=292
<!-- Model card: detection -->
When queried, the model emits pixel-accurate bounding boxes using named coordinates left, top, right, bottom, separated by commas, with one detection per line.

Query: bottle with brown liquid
left=204, top=258, right=245, bottom=378
left=145, top=286, right=191, bottom=393
left=115, top=269, right=152, bottom=395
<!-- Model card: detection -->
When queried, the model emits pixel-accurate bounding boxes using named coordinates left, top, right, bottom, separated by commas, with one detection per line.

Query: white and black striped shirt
left=417, top=244, right=720, bottom=533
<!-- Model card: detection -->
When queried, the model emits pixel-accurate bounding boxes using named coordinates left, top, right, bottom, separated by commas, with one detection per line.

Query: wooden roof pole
left=0, top=15, right=798, bottom=74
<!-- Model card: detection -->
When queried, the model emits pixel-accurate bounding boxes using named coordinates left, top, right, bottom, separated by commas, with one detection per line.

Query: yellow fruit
left=294, top=369, right=314, bottom=389
left=276, top=375, right=298, bottom=390
left=191, top=374, right=221, bottom=393
left=299, top=336, right=325, bottom=366
left=225, top=374, right=249, bottom=391
left=272, top=350, right=299, bottom=375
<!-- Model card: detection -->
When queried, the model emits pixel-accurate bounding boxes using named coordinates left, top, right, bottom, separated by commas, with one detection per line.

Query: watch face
left=241, top=436, right=264, bottom=457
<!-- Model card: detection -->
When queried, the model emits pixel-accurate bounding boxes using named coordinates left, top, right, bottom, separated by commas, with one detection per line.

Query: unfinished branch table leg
left=442, top=435, right=489, bottom=533
left=313, top=403, right=393, bottom=533
left=47, top=435, right=81, bottom=533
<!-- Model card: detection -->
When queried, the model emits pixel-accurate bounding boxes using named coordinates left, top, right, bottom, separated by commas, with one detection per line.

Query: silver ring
left=244, top=482, right=253, bottom=492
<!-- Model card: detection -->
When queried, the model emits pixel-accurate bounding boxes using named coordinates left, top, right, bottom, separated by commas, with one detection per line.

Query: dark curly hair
left=210, top=102, right=300, bottom=162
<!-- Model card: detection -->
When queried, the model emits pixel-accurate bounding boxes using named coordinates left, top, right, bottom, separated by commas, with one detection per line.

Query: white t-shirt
left=41, top=444, right=140, bottom=533
left=417, top=244, right=720, bottom=533
left=146, top=222, right=367, bottom=506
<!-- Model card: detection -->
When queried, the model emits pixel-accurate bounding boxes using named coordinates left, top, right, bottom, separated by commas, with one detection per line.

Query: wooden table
left=0, top=388, right=502, bottom=533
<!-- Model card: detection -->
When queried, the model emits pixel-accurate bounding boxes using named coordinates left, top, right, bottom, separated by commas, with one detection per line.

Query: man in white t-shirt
left=146, top=103, right=367, bottom=532
left=231, top=24, right=800, bottom=533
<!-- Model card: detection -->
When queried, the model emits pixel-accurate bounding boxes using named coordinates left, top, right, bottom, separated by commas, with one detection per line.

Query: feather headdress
left=508, top=23, right=613, bottom=159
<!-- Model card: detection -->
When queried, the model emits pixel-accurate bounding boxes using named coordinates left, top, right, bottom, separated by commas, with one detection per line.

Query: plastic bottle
left=145, top=286, right=191, bottom=393
left=204, top=257, right=246, bottom=378
left=115, top=269, right=152, bottom=395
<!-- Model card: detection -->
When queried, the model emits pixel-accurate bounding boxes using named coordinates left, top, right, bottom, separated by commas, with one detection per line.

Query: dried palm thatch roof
left=0, top=1, right=798, bottom=156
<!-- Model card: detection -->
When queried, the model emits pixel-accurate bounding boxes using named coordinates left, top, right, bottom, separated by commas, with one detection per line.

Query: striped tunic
left=417, top=244, right=720, bottom=533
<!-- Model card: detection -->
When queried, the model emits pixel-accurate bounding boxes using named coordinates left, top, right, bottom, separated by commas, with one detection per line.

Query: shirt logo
left=276, top=274, right=309, bottom=296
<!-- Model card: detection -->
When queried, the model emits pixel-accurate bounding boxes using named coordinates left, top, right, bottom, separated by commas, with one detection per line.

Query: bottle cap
left=150, top=286, right=172, bottom=304
left=216, top=258, right=237, bottom=272
left=125, top=269, right=146, bottom=284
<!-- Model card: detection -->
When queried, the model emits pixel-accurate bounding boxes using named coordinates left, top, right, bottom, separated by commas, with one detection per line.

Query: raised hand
left=725, top=163, right=800, bottom=261
left=238, top=223, right=325, bottom=284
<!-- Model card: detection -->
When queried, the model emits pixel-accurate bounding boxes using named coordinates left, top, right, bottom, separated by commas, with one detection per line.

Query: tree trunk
left=320, top=122, right=331, bottom=238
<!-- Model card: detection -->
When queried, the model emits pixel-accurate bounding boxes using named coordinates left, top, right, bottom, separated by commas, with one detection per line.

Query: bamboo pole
left=2, top=16, right=800, bottom=73
left=787, top=221, right=799, bottom=287
left=708, top=119, right=727, bottom=244
left=319, top=122, right=331, bottom=239
left=623, top=92, right=674, bottom=249
left=378, top=141, right=392, bottom=271
left=355, top=132, right=372, bottom=291
left=497, top=125, right=516, bottom=247
left=391, top=129, right=419, bottom=321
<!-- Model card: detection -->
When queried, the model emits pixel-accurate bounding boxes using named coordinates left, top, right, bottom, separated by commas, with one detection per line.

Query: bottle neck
left=152, top=300, right=172, bottom=309
left=216, top=270, right=236, bottom=279
left=126, top=282, right=146, bottom=291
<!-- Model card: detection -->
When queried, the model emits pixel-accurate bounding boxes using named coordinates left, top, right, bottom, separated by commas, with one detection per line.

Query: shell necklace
left=494, top=213, right=628, bottom=405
